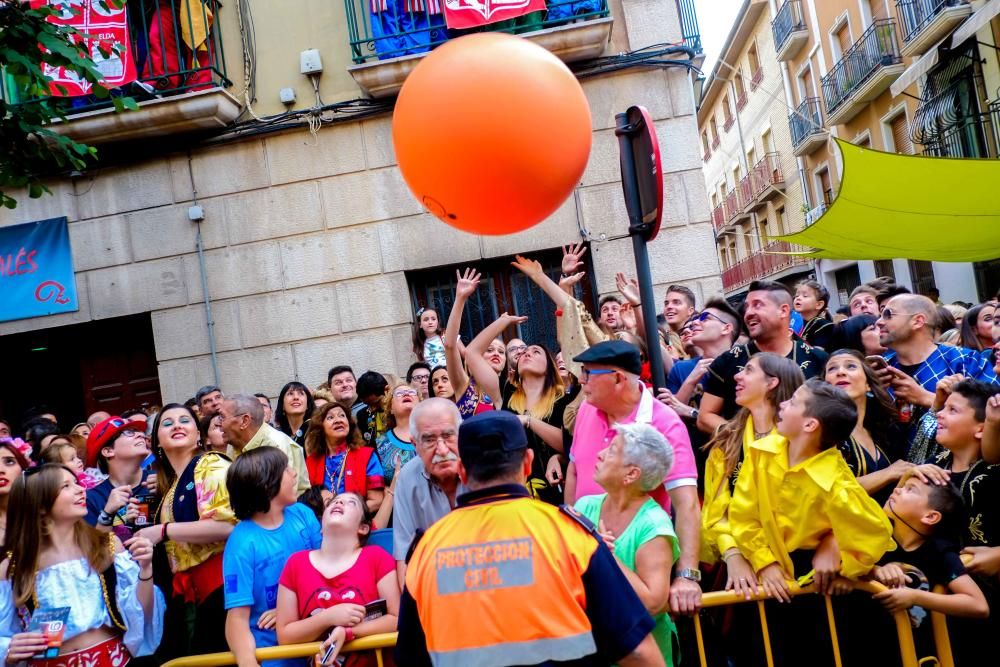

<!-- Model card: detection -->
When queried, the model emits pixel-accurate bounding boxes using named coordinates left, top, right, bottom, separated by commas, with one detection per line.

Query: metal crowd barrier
left=161, top=632, right=397, bottom=667
left=692, top=579, right=934, bottom=667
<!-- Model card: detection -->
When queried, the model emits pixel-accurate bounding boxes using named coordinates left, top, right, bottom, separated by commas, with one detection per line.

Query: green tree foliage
left=0, top=0, right=133, bottom=209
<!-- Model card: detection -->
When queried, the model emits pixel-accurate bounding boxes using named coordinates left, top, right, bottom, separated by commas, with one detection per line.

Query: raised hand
left=510, top=255, right=545, bottom=279
left=561, top=242, right=588, bottom=274
left=454, top=267, right=481, bottom=300
left=615, top=272, right=641, bottom=306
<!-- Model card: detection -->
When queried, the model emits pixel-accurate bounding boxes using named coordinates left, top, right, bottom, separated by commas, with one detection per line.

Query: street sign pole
left=615, top=108, right=666, bottom=391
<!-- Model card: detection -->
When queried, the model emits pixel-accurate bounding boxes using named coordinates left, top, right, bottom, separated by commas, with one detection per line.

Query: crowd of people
left=0, top=242, right=998, bottom=667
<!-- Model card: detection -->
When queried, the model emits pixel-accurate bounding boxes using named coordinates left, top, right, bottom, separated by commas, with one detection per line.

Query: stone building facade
left=0, top=0, right=720, bottom=416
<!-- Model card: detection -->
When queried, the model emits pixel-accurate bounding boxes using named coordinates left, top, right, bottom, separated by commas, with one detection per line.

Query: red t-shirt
left=278, top=546, right=395, bottom=667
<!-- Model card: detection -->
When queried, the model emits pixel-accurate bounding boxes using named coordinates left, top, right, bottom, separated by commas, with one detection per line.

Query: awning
left=890, top=34, right=951, bottom=97
left=952, top=0, right=1000, bottom=44
left=776, top=139, right=1000, bottom=262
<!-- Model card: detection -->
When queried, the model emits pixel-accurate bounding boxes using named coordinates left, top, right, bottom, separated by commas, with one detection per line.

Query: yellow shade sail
left=778, top=139, right=1000, bottom=262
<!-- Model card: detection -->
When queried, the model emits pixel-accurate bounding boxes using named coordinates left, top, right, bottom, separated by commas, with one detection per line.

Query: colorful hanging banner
left=32, top=0, right=137, bottom=97
left=442, top=0, right=546, bottom=29
left=0, top=217, right=79, bottom=323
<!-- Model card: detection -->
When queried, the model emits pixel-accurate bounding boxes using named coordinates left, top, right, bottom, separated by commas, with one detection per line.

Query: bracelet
left=344, top=627, right=355, bottom=643
left=386, top=488, right=394, bottom=496
left=98, top=510, right=114, bottom=527
left=722, top=549, right=740, bottom=563
left=161, top=522, right=169, bottom=543
left=138, top=572, right=154, bottom=582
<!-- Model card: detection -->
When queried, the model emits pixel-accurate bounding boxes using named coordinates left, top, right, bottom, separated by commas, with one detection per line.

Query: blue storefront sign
left=0, top=217, right=78, bottom=323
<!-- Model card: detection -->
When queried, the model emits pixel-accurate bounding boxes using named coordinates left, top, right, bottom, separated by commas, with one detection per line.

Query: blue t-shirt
left=666, top=356, right=703, bottom=395
left=222, top=502, right=322, bottom=667
left=322, top=449, right=386, bottom=494
left=375, top=429, right=417, bottom=486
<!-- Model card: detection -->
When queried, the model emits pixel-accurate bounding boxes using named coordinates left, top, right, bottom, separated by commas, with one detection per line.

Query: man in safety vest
left=396, top=410, right=665, bottom=667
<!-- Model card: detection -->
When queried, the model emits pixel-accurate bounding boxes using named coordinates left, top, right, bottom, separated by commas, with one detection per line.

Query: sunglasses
left=695, top=311, right=727, bottom=325
left=879, top=307, right=912, bottom=321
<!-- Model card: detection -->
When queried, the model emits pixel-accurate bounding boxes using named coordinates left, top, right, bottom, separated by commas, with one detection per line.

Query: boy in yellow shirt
left=731, top=378, right=895, bottom=594
left=730, top=378, right=895, bottom=666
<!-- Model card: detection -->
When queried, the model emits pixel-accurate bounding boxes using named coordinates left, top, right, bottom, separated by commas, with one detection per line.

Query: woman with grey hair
left=574, top=422, right=679, bottom=666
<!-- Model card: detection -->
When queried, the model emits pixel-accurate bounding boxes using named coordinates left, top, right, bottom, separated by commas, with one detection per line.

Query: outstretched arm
left=467, top=313, right=528, bottom=406
left=511, top=255, right=571, bottom=309
left=445, top=268, right=479, bottom=399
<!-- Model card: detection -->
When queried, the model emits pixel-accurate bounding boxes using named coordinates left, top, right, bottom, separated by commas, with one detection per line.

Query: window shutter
left=891, top=114, right=913, bottom=154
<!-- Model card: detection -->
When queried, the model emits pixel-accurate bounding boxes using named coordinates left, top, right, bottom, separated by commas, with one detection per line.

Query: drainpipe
left=187, top=153, right=221, bottom=386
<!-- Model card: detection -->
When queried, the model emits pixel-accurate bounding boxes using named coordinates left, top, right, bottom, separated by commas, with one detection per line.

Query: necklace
left=326, top=449, right=349, bottom=493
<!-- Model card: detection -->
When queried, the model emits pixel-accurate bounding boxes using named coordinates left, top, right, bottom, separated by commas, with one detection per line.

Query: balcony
left=721, top=240, right=812, bottom=291
left=750, top=66, right=763, bottom=91
left=711, top=133, right=721, bottom=149
left=736, top=90, right=748, bottom=111
left=723, top=188, right=747, bottom=224
left=723, top=113, right=735, bottom=132
left=1, top=0, right=239, bottom=145
left=772, top=0, right=809, bottom=62
left=743, top=153, right=785, bottom=207
left=344, top=0, right=613, bottom=98
left=822, top=19, right=905, bottom=126
left=897, top=0, right=972, bottom=58
left=919, top=100, right=1000, bottom=158
left=676, top=0, right=704, bottom=55
left=789, top=97, right=829, bottom=156
left=712, top=203, right=726, bottom=232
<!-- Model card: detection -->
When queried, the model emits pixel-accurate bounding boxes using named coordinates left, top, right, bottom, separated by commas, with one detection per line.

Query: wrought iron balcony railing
left=821, top=19, right=902, bottom=118
left=722, top=240, right=811, bottom=291
left=896, top=0, right=966, bottom=43
left=789, top=97, right=825, bottom=149
left=344, top=0, right=611, bottom=65
left=1, top=0, right=230, bottom=115
left=772, top=0, right=806, bottom=55
left=676, top=0, right=703, bottom=53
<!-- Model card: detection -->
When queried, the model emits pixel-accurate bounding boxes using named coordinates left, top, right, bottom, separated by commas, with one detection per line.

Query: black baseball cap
left=457, top=411, right=527, bottom=463
left=573, top=340, right=642, bottom=375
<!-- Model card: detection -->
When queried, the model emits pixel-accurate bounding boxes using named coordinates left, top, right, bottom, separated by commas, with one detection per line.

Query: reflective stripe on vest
left=430, top=632, right=597, bottom=667
left=407, top=497, right=600, bottom=666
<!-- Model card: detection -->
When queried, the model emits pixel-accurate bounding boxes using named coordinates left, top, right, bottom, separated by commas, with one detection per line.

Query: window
left=710, top=116, right=720, bottom=147
left=907, top=260, right=937, bottom=296
left=702, top=131, right=711, bottom=158
left=775, top=207, right=787, bottom=236
left=835, top=264, right=862, bottom=304
left=723, top=95, right=735, bottom=131
left=854, top=132, right=872, bottom=149
left=797, top=63, right=815, bottom=101
left=866, top=0, right=887, bottom=24
left=742, top=224, right=754, bottom=256
left=746, top=146, right=757, bottom=170
left=816, top=167, right=833, bottom=205
left=873, top=259, right=896, bottom=281
left=888, top=112, right=913, bottom=154
left=748, top=43, right=762, bottom=90
left=761, top=128, right=775, bottom=155
left=835, top=24, right=852, bottom=58
left=734, top=71, right=748, bottom=111
left=406, top=248, right=595, bottom=354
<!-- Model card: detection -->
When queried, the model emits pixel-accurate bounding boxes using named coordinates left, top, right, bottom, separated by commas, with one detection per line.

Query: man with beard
left=697, top=280, right=828, bottom=435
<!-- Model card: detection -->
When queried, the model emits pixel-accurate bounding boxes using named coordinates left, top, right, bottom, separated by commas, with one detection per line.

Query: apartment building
left=0, top=1, right=720, bottom=423
left=698, top=0, right=812, bottom=298
left=772, top=0, right=999, bottom=307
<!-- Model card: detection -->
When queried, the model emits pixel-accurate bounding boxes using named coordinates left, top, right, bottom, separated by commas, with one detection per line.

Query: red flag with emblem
left=442, top=0, right=546, bottom=29
left=31, top=0, right=137, bottom=97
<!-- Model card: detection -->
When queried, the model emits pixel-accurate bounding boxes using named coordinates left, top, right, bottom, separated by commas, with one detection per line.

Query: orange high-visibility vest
left=405, top=490, right=601, bottom=667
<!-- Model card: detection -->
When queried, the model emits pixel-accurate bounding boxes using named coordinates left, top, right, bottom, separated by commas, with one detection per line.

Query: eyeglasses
left=411, top=374, right=430, bottom=382
left=418, top=430, right=457, bottom=449
left=507, top=344, right=528, bottom=355
left=581, top=368, right=617, bottom=382
left=880, top=307, right=912, bottom=321
left=393, top=388, right=418, bottom=398
left=696, top=311, right=727, bottom=325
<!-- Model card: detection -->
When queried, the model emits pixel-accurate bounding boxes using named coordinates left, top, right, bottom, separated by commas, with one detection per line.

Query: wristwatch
left=677, top=568, right=702, bottom=583
left=689, top=408, right=699, bottom=421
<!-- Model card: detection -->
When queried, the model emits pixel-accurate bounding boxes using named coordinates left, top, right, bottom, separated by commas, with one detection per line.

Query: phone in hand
left=363, top=598, right=387, bottom=621
left=865, top=355, right=889, bottom=372
left=320, top=639, right=338, bottom=666
left=132, top=495, right=155, bottom=527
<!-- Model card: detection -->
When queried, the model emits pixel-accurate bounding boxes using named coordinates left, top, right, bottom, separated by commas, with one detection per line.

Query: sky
left=692, top=0, right=744, bottom=76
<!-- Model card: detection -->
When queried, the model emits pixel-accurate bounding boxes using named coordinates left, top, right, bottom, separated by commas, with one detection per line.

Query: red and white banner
left=443, top=0, right=546, bottom=29
left=32, top=0, right=137, bottom=97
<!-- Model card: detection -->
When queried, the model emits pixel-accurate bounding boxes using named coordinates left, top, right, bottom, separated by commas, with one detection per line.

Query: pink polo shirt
left=570, top=388, right=697, bottom=511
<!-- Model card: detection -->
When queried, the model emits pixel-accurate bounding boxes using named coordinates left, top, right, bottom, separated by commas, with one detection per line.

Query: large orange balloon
left=392, top=33, right=592, bottom=235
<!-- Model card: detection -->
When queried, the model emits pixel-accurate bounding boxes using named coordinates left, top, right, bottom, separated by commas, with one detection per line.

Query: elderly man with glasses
left=392, top=397, right=467, bottom=587
left=565, top=340, right=703, bottom=617
left=219, top=394, right=310, bottom=495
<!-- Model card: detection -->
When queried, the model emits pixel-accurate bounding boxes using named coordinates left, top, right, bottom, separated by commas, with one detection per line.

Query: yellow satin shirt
left=729, top=434, right=894, bottom=579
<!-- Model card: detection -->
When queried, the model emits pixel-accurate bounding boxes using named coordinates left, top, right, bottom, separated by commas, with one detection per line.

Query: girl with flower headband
left=0, top=439, right=31, bottom=548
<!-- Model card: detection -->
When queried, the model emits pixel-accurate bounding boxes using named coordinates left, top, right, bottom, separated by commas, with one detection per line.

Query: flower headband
left=0, top=437, right=34, bottom=468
